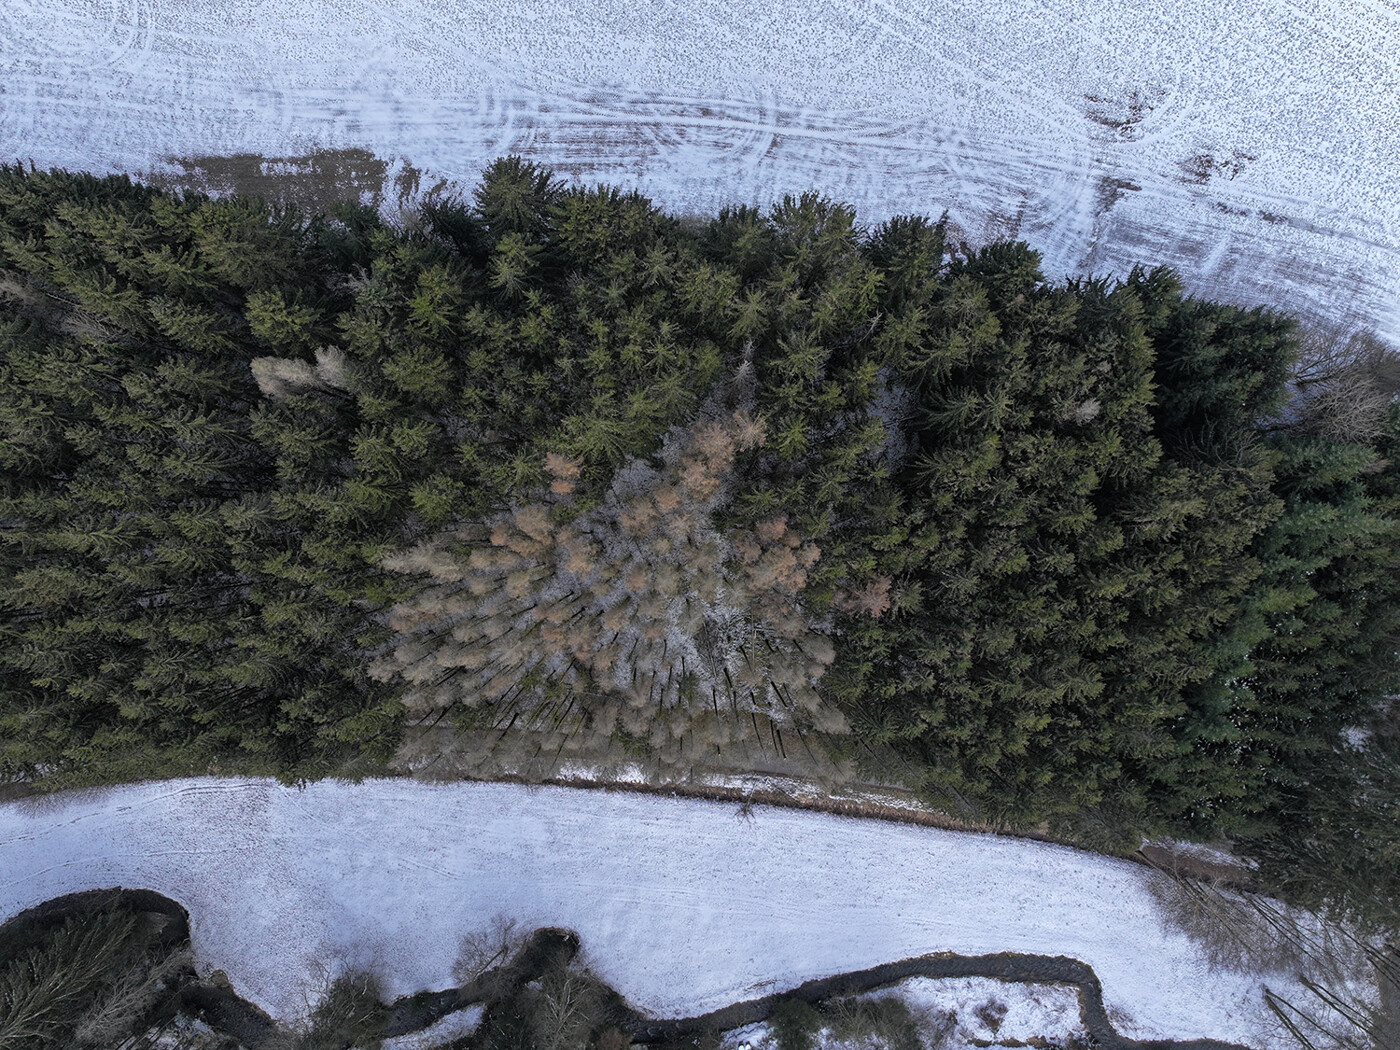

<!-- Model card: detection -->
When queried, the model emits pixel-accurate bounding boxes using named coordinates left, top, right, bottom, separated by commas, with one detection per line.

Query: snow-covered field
left=1, top=0, right=1397, bottom=344
left=2, top=778, right=1297, bottom=1046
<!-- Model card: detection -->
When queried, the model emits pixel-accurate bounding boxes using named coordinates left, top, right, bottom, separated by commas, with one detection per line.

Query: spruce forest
left=2, top=158, right=1398, bottom=930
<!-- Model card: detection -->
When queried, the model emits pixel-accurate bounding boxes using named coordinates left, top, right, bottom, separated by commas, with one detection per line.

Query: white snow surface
left=381, top=1005, right=483, bottom=1050
left=726, top=976, right=1084, bottom=1050
left=895, top=976, right=1085, bottom=1045
left=1, top=0, right=1398, bottom=343
left=2, top=778, right=1292, bottom=1046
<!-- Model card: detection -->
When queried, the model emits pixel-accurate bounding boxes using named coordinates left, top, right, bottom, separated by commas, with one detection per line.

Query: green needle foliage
left=2, top=157, right=1398, bottom=927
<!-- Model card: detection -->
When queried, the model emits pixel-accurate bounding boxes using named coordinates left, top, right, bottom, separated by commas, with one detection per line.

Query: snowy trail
left=2, top=778, right=1292, bottom=1046
left=1, top=0, right=1397, bottom=343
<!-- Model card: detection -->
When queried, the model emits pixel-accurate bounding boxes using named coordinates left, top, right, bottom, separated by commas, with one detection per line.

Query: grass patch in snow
left=720, top=980, right=1089, bottom=1050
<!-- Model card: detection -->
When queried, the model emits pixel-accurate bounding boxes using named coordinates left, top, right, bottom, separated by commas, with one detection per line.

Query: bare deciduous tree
left=1280, top=324, right=1400, bottom=445
left=452, top=916, right=524, bottom=986
left=529, top=966, right=604, bottom=1050
left=72, top=948, right=192, bottom=1048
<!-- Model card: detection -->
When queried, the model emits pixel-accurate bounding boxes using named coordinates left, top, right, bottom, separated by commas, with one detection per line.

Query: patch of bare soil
left=141, top=147, right=452, bottom=214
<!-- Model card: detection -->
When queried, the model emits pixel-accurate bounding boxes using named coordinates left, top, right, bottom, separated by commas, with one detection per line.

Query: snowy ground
left=1, top=0, right=1397, bottom=344
left=1, top=778, right=1300, bottom=1047
left=383, top=1005, right=484, bottom=1050
left=896, top=976, right=1085, bottom=1046
left=382, top=981, right=1084, bottom=1050
left=721, top=976, right=1087, bottom=1050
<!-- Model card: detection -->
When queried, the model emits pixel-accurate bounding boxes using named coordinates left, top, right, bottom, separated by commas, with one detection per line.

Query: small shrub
left=971, top=998, right=1006, bottom=1035
left=296, top=971, right=385, bottom=1050
left=768, top=998, right=823, bottom=1050
left=824, top=995, right=922, bottom=1050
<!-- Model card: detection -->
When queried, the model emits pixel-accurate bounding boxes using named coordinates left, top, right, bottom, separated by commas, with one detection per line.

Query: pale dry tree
left=250, top=347, right=355, bottom=400
left=833, top=574, right=893, bottom=619
left=452, top=915, right=524, bottom=986
left=374, top=406, right=853, bottom=765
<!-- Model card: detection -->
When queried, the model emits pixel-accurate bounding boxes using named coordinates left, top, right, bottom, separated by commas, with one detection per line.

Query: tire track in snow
left=457, top=83, right=1092, bottom=221
left=344, top=73, right=1396, bottom=340
left=8, top=0, right=159, bottom=71
left=856, top=0, right=1090, bottom=129
left=102, top=0, right=156, bottom=71
left=846, top=0, right=1100, bottom=256
left=2, top=0, right=1398, bottom=344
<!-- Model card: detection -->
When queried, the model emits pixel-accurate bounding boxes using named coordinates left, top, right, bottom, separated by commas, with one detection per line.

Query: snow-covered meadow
left=2, top=778, right=1300, bottom=1046
left=2, top=0, right=1397, bottom=344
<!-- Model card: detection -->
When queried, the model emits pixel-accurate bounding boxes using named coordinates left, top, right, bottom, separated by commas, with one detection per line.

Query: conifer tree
left=4, top=156, right=1400, bottom=930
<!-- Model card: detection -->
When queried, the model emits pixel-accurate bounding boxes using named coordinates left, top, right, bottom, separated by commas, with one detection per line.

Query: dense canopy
left=1, top=158, right=1397, bottom=927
